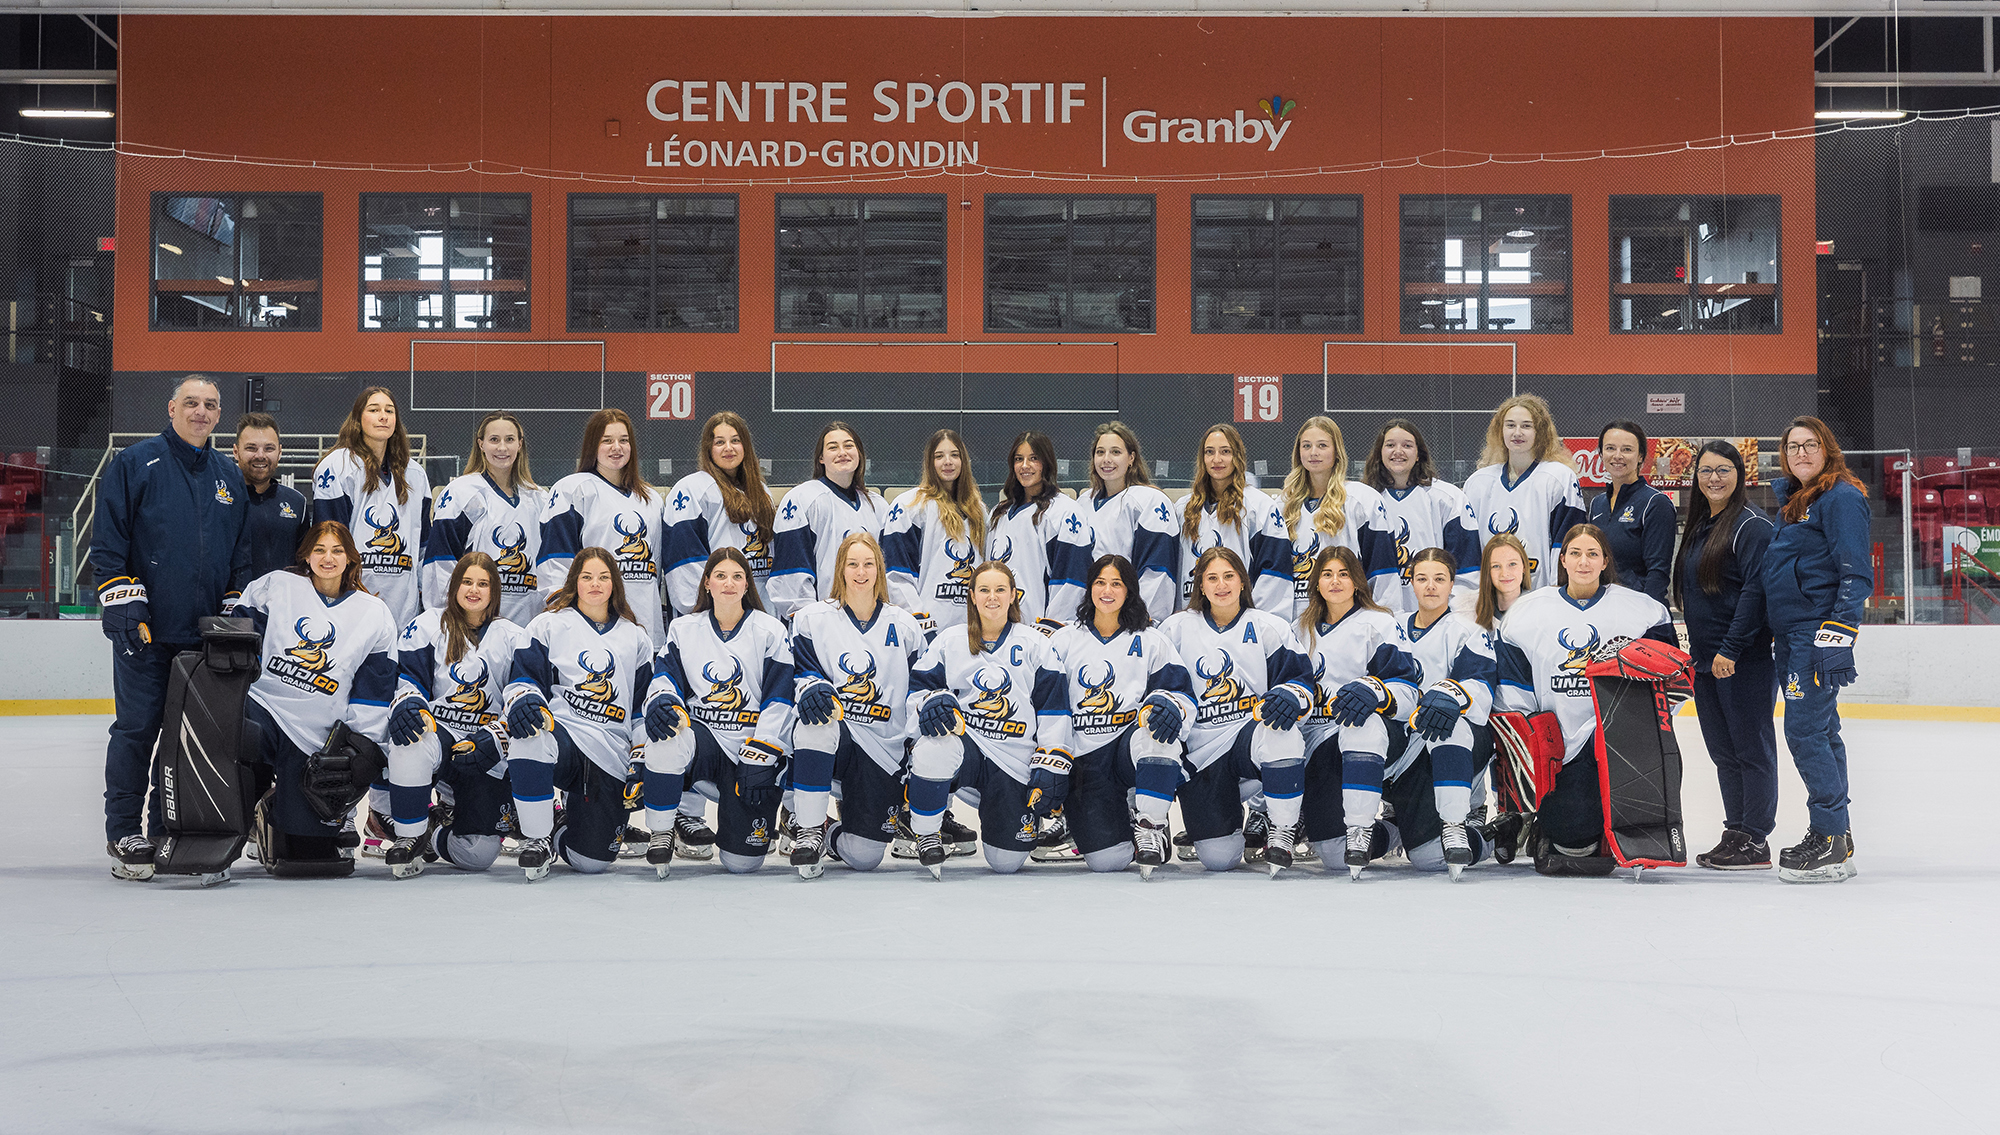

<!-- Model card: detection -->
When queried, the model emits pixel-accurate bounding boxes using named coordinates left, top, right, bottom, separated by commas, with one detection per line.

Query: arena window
left=150, top=193, right=323, bottom=331
left=361, top=194, right=531, bottom=332
left=568, top=195, right=738, bottom=332
left=985, top=195, right=1155, bottom=333
left=1192, top=195, right=1361, bottom=333
left=776, top=195, right=946, bottom=332
left=1400, top=195, right=1572, bottom=334
left=1610, top=195, right=1780, bottom=334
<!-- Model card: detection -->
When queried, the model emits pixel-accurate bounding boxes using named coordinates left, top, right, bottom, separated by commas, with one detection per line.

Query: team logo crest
left=440, top=656, right=493, bottom=726
left=1292, top=533, right=1322, bottom=598
left=362, top=505, right=413, bottom=574
left=214, top=480, right=235, bottom=505
left=564, top=649, right=627, bottom=723
left=492, top=522, right=537, bottom=592
left=279, top=501, right=297, bottom=519
left=1619, top=506, right=1636, bottom=523
left=747, top=816, right=771, bottom=847
left=991, top=535, right=1015, bottom=563
left=612, top=512, right=657, bottom=581
left=1394, top=518, right=1416, bottom=583
left=1784, top=673, right=1804, bottom=701
left=740, top=523, right=771, bottom=571
left=1193, top=650, right=1256, bottom=725
left=937, top=538, right=977, bottom=603
left=966, top=666, right=1026, bottom=737
left=1485, top=508, right=1539, bottom=574
left=1307, top=657, right=1336, bottom=720
left=1552, top=625, right=1599, bottom=695
left=836, top=651, right=893, bottom=722
left=268, top=617, right=342, bottom=695
left=692, top=658, right=759, bottom=729
left=1073, top=661, right=1136, bottom=732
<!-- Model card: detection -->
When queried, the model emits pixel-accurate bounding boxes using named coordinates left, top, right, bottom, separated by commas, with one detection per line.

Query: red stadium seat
left=1942, top=489, right=1970, bottom=522
left=1883, top=455, right=1914, bottom=500
left=1963, top=490, right=1988, bottom=526
left=1912, top=487, right=1943, bottom=517
left=1920, top=455, right=1964, bottom=489
left=0, top=484, right=28, bottom=508
left=1968, top=455, right=2000, bottom=493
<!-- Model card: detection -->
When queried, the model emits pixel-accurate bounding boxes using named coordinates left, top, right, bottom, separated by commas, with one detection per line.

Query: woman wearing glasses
left=1673, top=442, right=1778, bottom=871
left=1763, top=417, right=1871, bottom=884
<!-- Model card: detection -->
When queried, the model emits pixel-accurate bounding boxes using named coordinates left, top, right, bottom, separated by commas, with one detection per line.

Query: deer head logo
left=613, top=512, right=652, bottom=567
left=991, top=535, right=1015, bottom=563
left=492, top=522, right=530, bottom=578
left=944, top=538, right=977, bottom=583
left=1558, top=625, right=1601, bottom=674
left=1292, top=532, right=1321, bottom=586
left=1194, top=650, right=1241, bottom=705
left=575, top=649, right=618, bottom=703
left=1308, top=656, right=1335, bottom=718
left=445, top=657, right=491, bottom=717
left=1075, top=661, right=1118, bottom=715
left=739, top=522, right=769, bottom=563
left=285, top=617, right=337, bottom=671
left=1487, top=508, right=1520, bottom=539
left=364, top=505, right=403, bottom=557
left=1394, top=518, right=1416, bottom=582
left=835, top=651, right=879, bottom=706
left=968, top=665, right=1014, bottom=720
left=700, top=657, right=747, bottom=710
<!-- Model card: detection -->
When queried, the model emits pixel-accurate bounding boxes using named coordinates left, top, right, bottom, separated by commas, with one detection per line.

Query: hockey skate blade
left=1138, top=862, right=1155, bottom=881
left=196, top=869, right=231, bottom=887
left=1778, top=862, right=1856, bottom=884
left=1446, top=862, right=1464, bottom=882
left=389, top=860, right=425, bottom=880
left=110, top=864, right=155, bottom=882
left=889, top=838, right=919, bottom=860
left=1266, top=862, right=1284, bottom=878
left=676, top=843, right=716, bottom=861
left=796, top=861, right=824, bottom=881
left=1347, top=864, right=1364, bottom=882
left=523, top=862, right=552, bottom=882
left=925, top=862, right=943, bottom=880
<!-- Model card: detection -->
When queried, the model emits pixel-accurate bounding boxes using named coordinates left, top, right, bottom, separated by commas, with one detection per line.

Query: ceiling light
left=1660, top=309, right=1679, bottom=317
left=1421, top=299, right=1444, bottom=306
left=1506, top=229, right=1534, bottom=238
left=215, top=276, right=234, bottom=285
left=20, top=108, right=113, bottom=119
left=158, top=243, right=183, bottom=256
left=1815, top=109, right=1906, bottom=120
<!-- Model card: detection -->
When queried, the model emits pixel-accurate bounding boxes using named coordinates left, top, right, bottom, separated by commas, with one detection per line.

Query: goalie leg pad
left=152, top=620, right=266, bottom=877
left=1590, top=673, right=1687, bottom=867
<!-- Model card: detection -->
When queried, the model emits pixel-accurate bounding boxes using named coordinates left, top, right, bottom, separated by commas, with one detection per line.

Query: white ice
left=2, top=713, right=1994, bottom=1135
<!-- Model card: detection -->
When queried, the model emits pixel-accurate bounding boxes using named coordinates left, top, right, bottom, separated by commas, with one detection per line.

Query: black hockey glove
left=917, top=691, right=963, bottom=737
left=644, top=691, right=688, bottom=741
left=735, top=740, right=783, bottom=811
left=1330, top=678, right=1390, bottom=728
left=1141, top=693, right=1183, bottom=743
left=1256, top=685, right=1306, bottom=731
left=796, top=677, right=838, bottom=726
left=1026, top=749, right=1073, bottom=818
left=1412, top=684, right=1470, bottom=743
left=1813, top=621, right=1858, bottom=689
left=448, top=726, right=504, bottom=774
left=98, top=576, right=152, bottom=657
left=508, top=691, right=555, bottom=739
left=300, top=723, right=388, bottom=824
left=388, top=697, right=435, bottom=746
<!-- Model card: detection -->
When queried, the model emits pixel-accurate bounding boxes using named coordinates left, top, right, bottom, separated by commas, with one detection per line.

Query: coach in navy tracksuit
left=1587, top=419, right=1676, bottom=604
left=1763, top=416, right=1872, bottom=884
left=1673, top=441, right=1778, bottom=871
left=91, top=376, right=251, bottom=880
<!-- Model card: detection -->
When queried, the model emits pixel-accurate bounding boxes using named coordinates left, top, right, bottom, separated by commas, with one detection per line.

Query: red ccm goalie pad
left=1489, top=710, right=1564, bottom=816
left=1583, top=637, right=1695, bottom=868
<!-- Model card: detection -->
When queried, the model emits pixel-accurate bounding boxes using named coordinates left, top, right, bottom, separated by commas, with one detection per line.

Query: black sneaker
left=1696, top=829, right=1772, bottom=871
left=1778, top=830, right=1854, bottom=884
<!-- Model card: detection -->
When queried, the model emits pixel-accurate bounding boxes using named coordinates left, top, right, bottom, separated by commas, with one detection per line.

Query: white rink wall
left=3, top=618, right=1999, bottom=709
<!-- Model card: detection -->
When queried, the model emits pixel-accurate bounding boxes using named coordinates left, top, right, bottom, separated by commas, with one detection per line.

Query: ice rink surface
left=2, top=714, right=1995, bottom=1135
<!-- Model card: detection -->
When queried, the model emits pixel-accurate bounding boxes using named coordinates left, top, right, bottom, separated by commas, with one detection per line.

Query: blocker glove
left=1330, top=678, right=1390, bottom=728
left=644, top=691, right=689, bottom=741
left=1411, top=684, right=1470, bottom=743
left=1140, top=693, right=1183, bottom=743
left=507, top=690, right=555, bottom=739
left=1256, top=685, right=1306, bottom=731
left=917, top=690, right=963, bottom=737
left=1813, top=621, right=1859, bottom=689
left=1026, top=748, right=1073, bottom=818
left=388, top=697, right=436, bottom=746
left=796, top=677, right=838, bottom=726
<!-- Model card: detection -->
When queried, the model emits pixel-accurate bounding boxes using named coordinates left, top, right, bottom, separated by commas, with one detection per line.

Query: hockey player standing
left=987, top=430, right=1096, bottom=632
left=882, top=428, right=986, bottom=634
left=1463, top=395, right=1586, bottom=593
left=1177, top=424, right=1294, bottom=614
left=93, top=375, right=251, bottom=880
left=232, top=411, right=309, bottom=584
left=1494, top=523, right=1676, bottom=876
left=1764, top=417, right=1871, bottom=884
left=1078, top=422, right=1180, bottom=623
left=769, top=422, right=888, bottom=620
left=1277, top=416, right=1401, bottom=617
left=663, top=411, right=777, bottom=615
left=423, top=411, right=550, bottom=627
left=1364, top=419, right=1482, bottom=612
left=539, top=408, right=668, bottom=645
left=1586, top=420, right=1677, bottom=604
left=311, top=386, right=430, bottom=626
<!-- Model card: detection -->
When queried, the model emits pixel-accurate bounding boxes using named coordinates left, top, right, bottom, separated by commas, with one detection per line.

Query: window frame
left=359, top=192, right=533, bottom=334
left=1190, top=193, right=1363, bottom=335
left=1398, top=194, right=1573, bottom=335
left=773, top=193, right=948, bottom=334
left=567, top=193, right=740, bottom=333
left=148, top=191, right=324, bottom=332
left=983, top=193, right=1158, bottom=335
left=1608, top=194, right=1782, bottom=336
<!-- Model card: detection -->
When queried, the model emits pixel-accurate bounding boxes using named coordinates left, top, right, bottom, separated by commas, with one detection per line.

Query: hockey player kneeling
left=236, top=522, right=400, bottom=878
left=1493, top=524, right=1678, bottom=877
left=1583, top=636, right=1694, bottom=870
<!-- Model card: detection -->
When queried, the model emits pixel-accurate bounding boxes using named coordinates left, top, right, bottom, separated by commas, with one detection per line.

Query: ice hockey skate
left=939, top=810, right=978, bottom=857
left=674, top=812, right=717, bottom=860
left=1344, top=824, right=1372, bottom=880
left=1030, top=812, right=1083, bottom=863
left=1777, top=830, right=1856, bottom=884
left=1133, top=817, right=1168, bottom=880
left=518, top=836, right=555, bottom=881
left=791, top=820, right=826, bottom=880
left=1242, top=808, right=1270, bottom=864
left=1441, top=821, right=1472, bottom=881
left=647, top=828, right=677, bottom=879
left=385, top=833, right=429, bottom=879
left=1264, top=819, right=1295, bottom=877
left=916, top=831, right=946, bottom=879
left=107, top=835, right=155, bottom=882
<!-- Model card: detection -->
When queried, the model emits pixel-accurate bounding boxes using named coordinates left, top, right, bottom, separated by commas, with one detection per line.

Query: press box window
left=986, top=196, right=1155, bottom=333
left=363, top=195, right=530, bottom=331
left=776, top=195, right=945, bottom=331
left=151, top=194, right=322, bottom=330
left=1401, top=196, right=1571, bottom=334
left=1193, top=196, right=1360, bottom=333
left=1611, top=196, right=1779, bottom=333
left=570, top=195, right=737, bottom=332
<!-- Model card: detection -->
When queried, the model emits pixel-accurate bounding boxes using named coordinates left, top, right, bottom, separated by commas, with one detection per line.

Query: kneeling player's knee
left=1406, top=837, right=1445, bottom=871
left=719, top=849, right=764, bottom=874
left=1083, top=844, right=1133, bottom=873
left=837, top=835, right=886, bottom=871
left=440, top=833, right=501, bottom=872
left=982, top=845, right=1031, bottom=874
left=1194, top=835, right=1244, bottom=873
left=792, top=720, right=841, bottom=755
left=564, top=851, right=612, bottom=875
left=908, top=734, right=961, bottom=782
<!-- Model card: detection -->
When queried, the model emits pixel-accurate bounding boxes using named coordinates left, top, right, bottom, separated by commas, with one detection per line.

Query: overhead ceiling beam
left=0, top=69, right=116, bottom=84
left=1815, top=15, right=1860, bottom=58
left=76, top=14, right=117, bottom=51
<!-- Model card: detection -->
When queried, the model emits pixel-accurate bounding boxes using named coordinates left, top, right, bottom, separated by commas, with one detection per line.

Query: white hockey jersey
left=1463, top=460, right=1588, bottom=593
left=1155, top=608, right=1314, bottom=771
left=1297, top=606, right=1423, bottom=751
left=648, top=608, right=795, bottom=758
left=988, top=495, right=1097, bottom=627
left=393, top=609, right=532, bottom=738
left=1282, top=482, right=1401, bottom=618
left=538, top=472, right=669, bottom=646
left=422, top=473, right=549, bottom=627
left=238, top=570, right=399, bottom=753
left=661, top=470, right=775, bottom=615
left=506, top=606, right=656, bottom=779
left=1378, top=480, right=1485, bottom=612
left=1046, top=623, right=1196, bottom=751
left=1401, top=609, right=1497, bottom=728
left=769, top=478, right=888, bottom=620
left=1177, top=487, right=1295, bottom=616
left=790, top=599, right=928, bottom=775
left=910, top=623, right=1074, bottom=784
left=1494, top=584, right=1674, bottom=762
left=880, top=491, right=982, bottom=630
left=311, top=448, right=431, bottom=626
left=1079, top=484, right=1180, bottom=622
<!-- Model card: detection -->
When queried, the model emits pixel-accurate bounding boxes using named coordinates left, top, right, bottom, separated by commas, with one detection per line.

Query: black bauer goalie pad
left=1584, top=639, right=1694, bottom=869
left=152, top=617, right=264, bottom=877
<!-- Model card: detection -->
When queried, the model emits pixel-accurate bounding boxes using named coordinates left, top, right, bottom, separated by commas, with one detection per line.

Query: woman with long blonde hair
left=423, top=411, right=548, bottom=626
left=1278, top=415, right=1400, bottom=619
left=313, top=385, right=431, bottom=624
left=1462, top=394, right=1585, bottom=592
left=1177, top=423, right=1293, bottom=614
left=883, top=428, right=987, bottom=633
left=663, top=411, right=777, bottom=614
left=1079, top=421, right=1180, bottom=622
